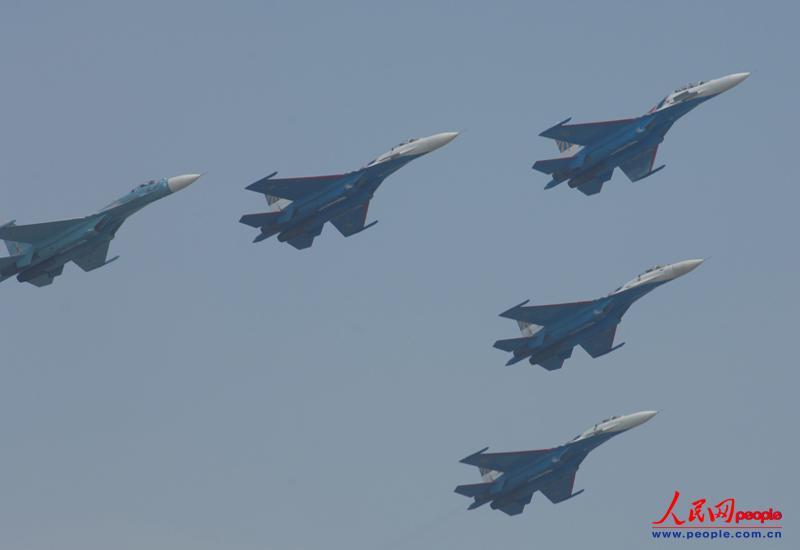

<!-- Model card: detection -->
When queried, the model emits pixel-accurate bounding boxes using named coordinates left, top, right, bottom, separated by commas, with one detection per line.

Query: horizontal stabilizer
left=239, top=211, right=284, bottom=229
left=493, top=336, right=532, bottom=353
left=532, top=155, right=576, bottom=175
left=544, top=177, right=565, bottom=189
left=454, top=481, right=493, bottom=498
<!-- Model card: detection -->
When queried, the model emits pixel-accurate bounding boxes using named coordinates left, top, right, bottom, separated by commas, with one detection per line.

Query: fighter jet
left=533, top=72, right=750, bottom=195
left=494, top=259, right=703, bottom=369
left=239, top=132, right=458, bottom=249
left=0, top=174, right=201, bottom=287
left=455, top=410, right=657, bottom=516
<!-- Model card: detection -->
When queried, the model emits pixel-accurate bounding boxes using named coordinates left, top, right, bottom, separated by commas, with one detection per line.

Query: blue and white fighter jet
left=240, top=132, right=458, bottom=249
left=0, top=174, right=201, bottom=287
left=455, top=410, right=658, bottom=516
left=494, top=260, right=703, bottom=370
left=533, top=72, right=749, bottom=195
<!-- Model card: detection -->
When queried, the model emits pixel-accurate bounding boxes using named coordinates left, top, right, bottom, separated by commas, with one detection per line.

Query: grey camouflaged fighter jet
left=240, top=132, right=458, bottom=249
left=455, top=410, right=658, bottom=516
left=0, top=174, right=201, bottom=287
left=494, top=260, right=703, bottom=370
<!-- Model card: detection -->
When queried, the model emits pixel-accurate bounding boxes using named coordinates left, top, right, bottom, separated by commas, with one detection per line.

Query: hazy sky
left=0, top=1, right=796, bottom=549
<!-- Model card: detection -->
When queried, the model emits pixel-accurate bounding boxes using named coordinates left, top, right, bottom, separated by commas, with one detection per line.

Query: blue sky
left=0, top=1, right=795, bottom=548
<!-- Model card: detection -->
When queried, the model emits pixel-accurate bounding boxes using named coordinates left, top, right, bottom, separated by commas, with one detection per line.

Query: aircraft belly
left=278, top=197, right=357, bottom=243
left=19, top=238, right=101, bottom=280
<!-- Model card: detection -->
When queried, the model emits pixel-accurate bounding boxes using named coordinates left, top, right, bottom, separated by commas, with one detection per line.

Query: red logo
left=653, top=490, right=783, bottom=527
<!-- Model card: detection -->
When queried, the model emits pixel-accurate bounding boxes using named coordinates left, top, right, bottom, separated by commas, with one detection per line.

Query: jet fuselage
left=457, top=411, right=658, bottom=516
left=1, top=174, right=200, bottom=286
left=496, top=260, right=703, bottom=368
left=534, top=72, right=749, bottom=194
left=242, top=132, right=458, bottom=248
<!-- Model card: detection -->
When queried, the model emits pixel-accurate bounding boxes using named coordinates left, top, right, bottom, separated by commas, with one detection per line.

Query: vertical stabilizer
left=479, top=467, right=500, bottom=483
left=517, top=319, right=543, bottom=338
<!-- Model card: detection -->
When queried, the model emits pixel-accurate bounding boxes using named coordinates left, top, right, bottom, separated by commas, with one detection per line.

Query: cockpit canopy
left=394, top=137, right=419, bottom=147
left=651, top=81, right=708, bottom=112
left=673, top=81, right=705, bottom=93
left=572, top=415, right=620, bottom=441
left=366, top=138, right=420, bottom=167
left=611, top=265, right=666, bottom=294
left=132, top=179, right=158, bottom=192
left=642, top=264, right=665, bottom=275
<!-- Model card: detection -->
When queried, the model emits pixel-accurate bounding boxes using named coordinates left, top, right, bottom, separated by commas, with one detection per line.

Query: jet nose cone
left=411, top=132, right=459, bottom=156
left=671, top=258, right=704, bottom=278
left=727, top=72, right=751, bottom=87
left=428, top=131, right=459, bottom=150
left=711, top=72, right=750, bottom=94
left=437, top=131, right=460, bottom=144
left=629, top=410, right=658, bottom=428
left=640, top=410, right=659, bottom=422
left=167, top=173, right=202, bottom=193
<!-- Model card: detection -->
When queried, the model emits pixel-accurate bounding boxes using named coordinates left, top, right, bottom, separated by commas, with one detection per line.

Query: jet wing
left=460, top=447, right=554, bottom=472
left=285, top=224, right=324, bottom=250
left=0, top=217, right=87, bottom=244
left=330, top=201, right=372, bottom=237
left=619, top=145, right=661, bottom=182
left=73, top=241, right=118, bottom=272
left=246, top=172, right=357, bottom=202
left=540, top=469, right=581, bottom=504
left=500, top=299, right=594, bottom=327
left=494, top=491, right=534, bottom=516
left=540, top=117, right=636, bottom=146
left=578, top=325, right=618, bottom=358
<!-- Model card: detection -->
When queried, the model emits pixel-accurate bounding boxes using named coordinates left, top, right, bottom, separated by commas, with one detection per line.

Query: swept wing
left=540, top=117, right=636, bottom=146
left=0, top=217, right=88, bottom=244
left=246, top=172, right=358, bottom=201
left=499, top=299, right=594, bottom=326
left=460, top=447, right=554, bottom=472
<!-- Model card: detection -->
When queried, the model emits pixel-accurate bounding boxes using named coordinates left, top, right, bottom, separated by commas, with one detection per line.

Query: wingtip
left=246, top=171, right=279, bottom=192
left=460, top=446, right=490, bottom=463
left=499, top=299, right=530, bottom=318
left=540, top=117, right=572, bottom=136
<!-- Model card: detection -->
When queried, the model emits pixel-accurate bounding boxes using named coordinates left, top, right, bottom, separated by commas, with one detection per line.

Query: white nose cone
left=611, top=410, right=659, bottom=432
left=415, top=131, right=459, bottom=155
left=720, top=72, right=750, bottom=90
left=632, top=410, right=659, bottom=424
left=167, top=173, right=202, bottom=193
left=703, top=72, right=750, bottom=96
left=669, top=258, right=704, bottom=279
